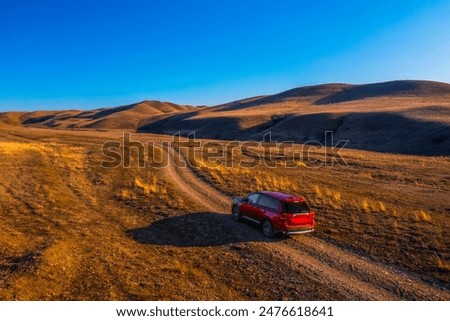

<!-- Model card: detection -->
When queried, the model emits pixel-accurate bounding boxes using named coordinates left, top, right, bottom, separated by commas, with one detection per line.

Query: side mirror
left=242, top=197, right=249, bottom=203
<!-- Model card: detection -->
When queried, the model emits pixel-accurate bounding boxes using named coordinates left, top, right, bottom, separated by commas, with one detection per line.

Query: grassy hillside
left=0, top=101, right=195, bottom=130
left=139, top=81, right=450, bottom=155
left=2, top=80, right=450, bottom=155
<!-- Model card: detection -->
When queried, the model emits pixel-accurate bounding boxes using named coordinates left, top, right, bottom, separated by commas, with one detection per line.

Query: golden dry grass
left=0, top=134, right=202, bottom=300
left=313, top=184, right=323, bottom=198
left=116, top=188, right=136, bottom=200
left=1, top=127, right=449, bottom=300
left=437, top=258, right=450, bottom=271
left=0, top=141, right=85, bottom=170
left=414, top=209, right=432, bottom=222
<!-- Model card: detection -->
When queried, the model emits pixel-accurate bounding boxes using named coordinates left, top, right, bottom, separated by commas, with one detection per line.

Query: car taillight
left=279, top=213, right=292, bottom=220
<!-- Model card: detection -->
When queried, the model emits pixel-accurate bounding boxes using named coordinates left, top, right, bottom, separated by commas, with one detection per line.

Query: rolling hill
left=138, top=80, right=450, bottom=155
left=0, top=100, right=195, bottom=130
left=1, top=80, right=450, bottom=155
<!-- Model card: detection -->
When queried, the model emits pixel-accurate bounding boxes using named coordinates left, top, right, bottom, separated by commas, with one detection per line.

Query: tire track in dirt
left=159, top=145, right=448, bottom=300
left=285, top=236, right=449, bottom=300
left=162, top=146, right=229, bottom=212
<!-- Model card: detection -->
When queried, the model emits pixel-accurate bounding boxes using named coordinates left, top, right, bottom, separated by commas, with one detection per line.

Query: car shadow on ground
left=126, top=212, right=285, bottom=247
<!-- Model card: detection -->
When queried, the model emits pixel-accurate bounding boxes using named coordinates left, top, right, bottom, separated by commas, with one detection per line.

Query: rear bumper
left=273, top=222, right=315, bottom=234
left=283, top=227, right=314, bottom=235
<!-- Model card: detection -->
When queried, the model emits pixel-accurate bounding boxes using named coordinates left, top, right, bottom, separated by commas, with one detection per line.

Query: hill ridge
left=1, top=80, right=449, bottom=155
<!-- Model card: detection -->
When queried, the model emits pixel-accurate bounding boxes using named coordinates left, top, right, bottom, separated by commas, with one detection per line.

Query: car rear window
left=283, top=201, right=310, bottom=214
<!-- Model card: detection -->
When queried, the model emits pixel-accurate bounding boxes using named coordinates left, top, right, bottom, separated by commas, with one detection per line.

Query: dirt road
left=161, top=144, right=450, bottom=300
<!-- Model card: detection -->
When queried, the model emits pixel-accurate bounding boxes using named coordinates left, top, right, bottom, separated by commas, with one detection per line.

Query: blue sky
left=0, top=0, right=449, bottom=111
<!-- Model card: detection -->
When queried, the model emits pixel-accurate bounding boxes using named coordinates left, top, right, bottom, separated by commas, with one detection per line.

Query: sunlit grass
left=361, top=199, right=370, bottom=213
left=0, top=141, right=51, bottom=154
left=116, top=188, right=136, bottom=200
left=437, top=258, right=450, bottom=271
left=0, top=141, right=85, bottom=169
left=135, top=176, right=159, bottom=195
left=414, top=209, right=432, bottom=222
left=313, top=184, right=322, bottom=198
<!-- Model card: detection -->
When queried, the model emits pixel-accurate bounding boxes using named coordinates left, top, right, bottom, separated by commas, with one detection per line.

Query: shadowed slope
left=315, top=80, right=450, bottom=104
left=243, top=111, right=450, bottom=156
left=213, top=83, right=352, bottom=111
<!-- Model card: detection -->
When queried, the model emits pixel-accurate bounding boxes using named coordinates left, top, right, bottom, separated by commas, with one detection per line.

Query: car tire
left=262, top=220, right=275, bottom=238
left=231, top=205, right=241, bottom=221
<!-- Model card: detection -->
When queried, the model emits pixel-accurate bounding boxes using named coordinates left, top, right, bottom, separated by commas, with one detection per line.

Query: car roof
left=258, top=191, right=304, bottom=202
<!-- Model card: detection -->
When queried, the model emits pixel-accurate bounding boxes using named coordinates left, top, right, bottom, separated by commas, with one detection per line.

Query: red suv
left=231, top=191, right=315, bottom=237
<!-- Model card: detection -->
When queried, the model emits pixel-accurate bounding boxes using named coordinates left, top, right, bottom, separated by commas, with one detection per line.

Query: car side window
left=247, top=193, right=260, bottom=204
left=269, top=198, right=280, bottom=211
left=257, top=195, right=269, bottom=207
left=257, top=195, right=279, bottom=211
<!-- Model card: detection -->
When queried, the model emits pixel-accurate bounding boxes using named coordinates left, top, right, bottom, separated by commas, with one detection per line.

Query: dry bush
left=195, top=159, right=221, bottom=170
left=437, top=258, right=450, bottom=271
left=294, top=160, right=307, bottom=167
left=361, top=199, right=370, bottom=212
left=116, top=189, right=136, bottom=200
left=313, top=185, right=322, bottom=198
left=325, top=188, right=341, bottom=202
left=358, top=198, right=388, bottom=213
left=414, top=209, right=432, bottom=222
left=135, top=176, right=164, bottom=195
left=392, top=219, right=398, bottom=232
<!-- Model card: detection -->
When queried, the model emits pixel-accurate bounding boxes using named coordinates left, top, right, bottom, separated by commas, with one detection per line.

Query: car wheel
left=262, top=220, right=274, bottom=238
left=231, top=205, right=241, bottom=221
